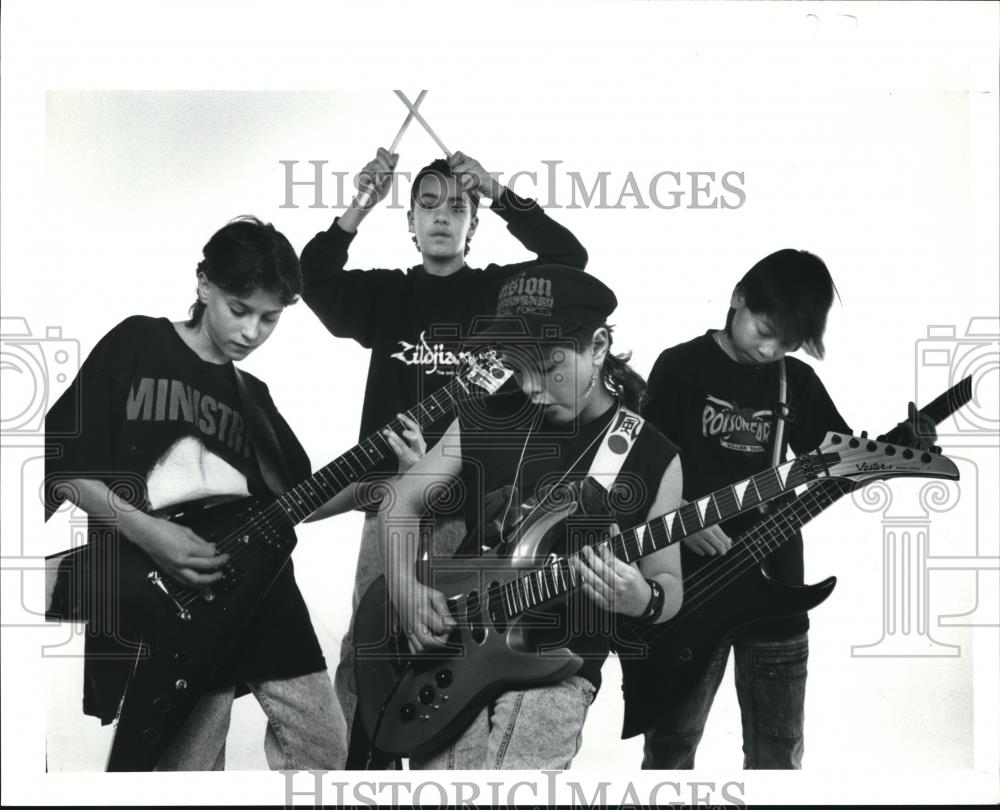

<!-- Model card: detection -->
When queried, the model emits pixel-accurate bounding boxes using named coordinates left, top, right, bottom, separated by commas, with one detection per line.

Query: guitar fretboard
left=621, top=478, right=854, bottom=645
left=494, top=451, right=833, bottom=620
left=273, top=380, right=466, bottom=524
left=733, top=376, right=971, bottom=565
left=491, top=375, right=973, bottom=623
left=741, top=478, right=851, bottom=561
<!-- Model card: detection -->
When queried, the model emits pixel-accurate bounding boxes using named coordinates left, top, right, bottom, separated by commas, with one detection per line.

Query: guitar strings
left=678, top=479, right=850, bottom=594
left=617, top=479, right=840, bottom=621
left=494, top=450, right=830, bottom=621
left=430, top=477, right=849, bottom=636
left=435, top=435, right=940, bottom=631
left=626, top=480, right=853, bottom=645
left=429, top=404, right=622, bottom=625
left=167, top=355, right=508, bottom=608
left=167, top=379, right=469, bottom=607
left=628, top=488, right=839, bottom=643
left=167, top=421, right=423, bottom=606
left=628, top=479, right=838, bottom=611
left=618, top=413, right=956, bottom=642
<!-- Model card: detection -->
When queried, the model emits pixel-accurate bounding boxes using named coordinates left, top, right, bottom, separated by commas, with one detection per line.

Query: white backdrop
left=2, top=1, right=998, bottom=806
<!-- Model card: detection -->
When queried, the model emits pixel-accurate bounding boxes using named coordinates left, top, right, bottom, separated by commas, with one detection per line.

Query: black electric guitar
left=617, top=376, right=974, bottom=738
left=44, top=353, right=511, bottom=772
left=353, top=429, right=961, bottom=758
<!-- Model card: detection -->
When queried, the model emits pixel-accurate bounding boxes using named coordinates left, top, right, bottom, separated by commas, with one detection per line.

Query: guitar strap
left=586, top=406, right=645, bottom=495
left=772, top=358, right=788, bottom=467
left=232, top=367, right=294, bottom=496
left=758, top=359, right=791, bottom=518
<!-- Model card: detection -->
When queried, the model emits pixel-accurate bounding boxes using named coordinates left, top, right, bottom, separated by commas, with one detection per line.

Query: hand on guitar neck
left=571, top=528, right=659, bottom=619
left=877, top=400, right=938, bottom=451
left=304, top=412, right=428, bottom=522
left=684, top=523, right=734, bottom=557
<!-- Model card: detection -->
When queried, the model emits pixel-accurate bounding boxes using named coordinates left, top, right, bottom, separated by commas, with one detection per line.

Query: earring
left=583, top=364, right=600, bottom=399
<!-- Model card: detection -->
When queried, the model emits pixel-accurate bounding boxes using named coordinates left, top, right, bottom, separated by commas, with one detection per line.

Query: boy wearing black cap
left=370, top=265, right=684, bottom=769
left=299, top=148, right=588, bottom=765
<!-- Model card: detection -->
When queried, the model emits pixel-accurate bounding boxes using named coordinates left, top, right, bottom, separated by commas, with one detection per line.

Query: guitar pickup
left=215, top=564, right=245, bottom=590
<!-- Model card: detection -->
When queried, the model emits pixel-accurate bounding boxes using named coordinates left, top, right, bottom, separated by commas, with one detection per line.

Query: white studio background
left=2, top=1, right=998, bottom=806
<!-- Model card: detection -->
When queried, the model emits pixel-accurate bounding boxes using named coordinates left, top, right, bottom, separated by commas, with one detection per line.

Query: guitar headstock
left=817, top=431, right=960, bottom=484
left=459, top=351, right=514, bottom=395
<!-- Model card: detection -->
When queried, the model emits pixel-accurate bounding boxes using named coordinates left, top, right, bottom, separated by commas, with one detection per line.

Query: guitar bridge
left=147, top=570, right=192, bottom=622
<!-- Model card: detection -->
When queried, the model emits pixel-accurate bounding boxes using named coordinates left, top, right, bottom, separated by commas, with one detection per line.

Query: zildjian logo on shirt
left=702, top=394, right=773, bottom=453
left=390, top=331, right=475, bottom=376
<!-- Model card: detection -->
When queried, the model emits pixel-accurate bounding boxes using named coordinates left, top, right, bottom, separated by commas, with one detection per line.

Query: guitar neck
left=496, top=450, right=835, bottom=620
left=272, top=378, right=467, bottom=524
left=740, top=478, right=851, bottom=561
left=612, top=452, right=828, bottom=565
left=495, top=375, right=973, bottom=620
left=920, top=375, right=973, bottom=428
left=737, top=375, right=973, bottom=560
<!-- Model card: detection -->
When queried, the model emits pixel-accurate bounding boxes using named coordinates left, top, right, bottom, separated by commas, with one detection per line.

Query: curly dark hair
left=187, top=216, right=301, bottom=327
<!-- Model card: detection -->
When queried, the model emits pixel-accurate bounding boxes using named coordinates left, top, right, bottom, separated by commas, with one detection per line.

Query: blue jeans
left=409, top=675, right=597, bottom=770
left=642, top=633, right=808, bottom=770
left=154, top=670, right=347, bottom=771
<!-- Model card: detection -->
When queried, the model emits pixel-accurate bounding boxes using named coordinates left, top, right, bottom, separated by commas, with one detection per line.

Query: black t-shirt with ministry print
left=45, top=315, right=326, bottom=723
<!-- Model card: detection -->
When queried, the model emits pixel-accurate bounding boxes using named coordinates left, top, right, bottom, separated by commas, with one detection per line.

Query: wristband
left=637, top=578, right=666, bottom=623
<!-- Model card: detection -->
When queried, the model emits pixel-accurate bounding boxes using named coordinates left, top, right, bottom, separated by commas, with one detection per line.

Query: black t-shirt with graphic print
left=643, top=331, right=850, bottom=639
left=299, top=187, right=588, bottom=481
left=45, top=315, right=326, bottom=723
left=453, top=391, right=678, bottom=691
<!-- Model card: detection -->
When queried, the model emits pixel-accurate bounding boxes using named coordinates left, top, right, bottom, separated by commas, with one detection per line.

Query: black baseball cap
left=468, top=265, right=618, bottom=344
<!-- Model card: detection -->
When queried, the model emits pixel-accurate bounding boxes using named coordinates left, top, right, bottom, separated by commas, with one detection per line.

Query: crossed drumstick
left=356, top=89, right=452, bottom=206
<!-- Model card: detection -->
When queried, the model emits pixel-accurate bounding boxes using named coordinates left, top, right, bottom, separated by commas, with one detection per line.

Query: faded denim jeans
left=155, top=670, right=347, bottom=770
left=642, top=633, right=809, bottom=770
left=409, top=675, right=597, bottom=770
left=336, top=514, right=467, bottom=768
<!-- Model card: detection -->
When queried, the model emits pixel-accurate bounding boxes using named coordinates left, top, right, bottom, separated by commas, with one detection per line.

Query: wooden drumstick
left=388, top=89, right=426, bottom=153
left=356, top=90, right=428, bottom=208
left=394, top=89, right=452, bottom=158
